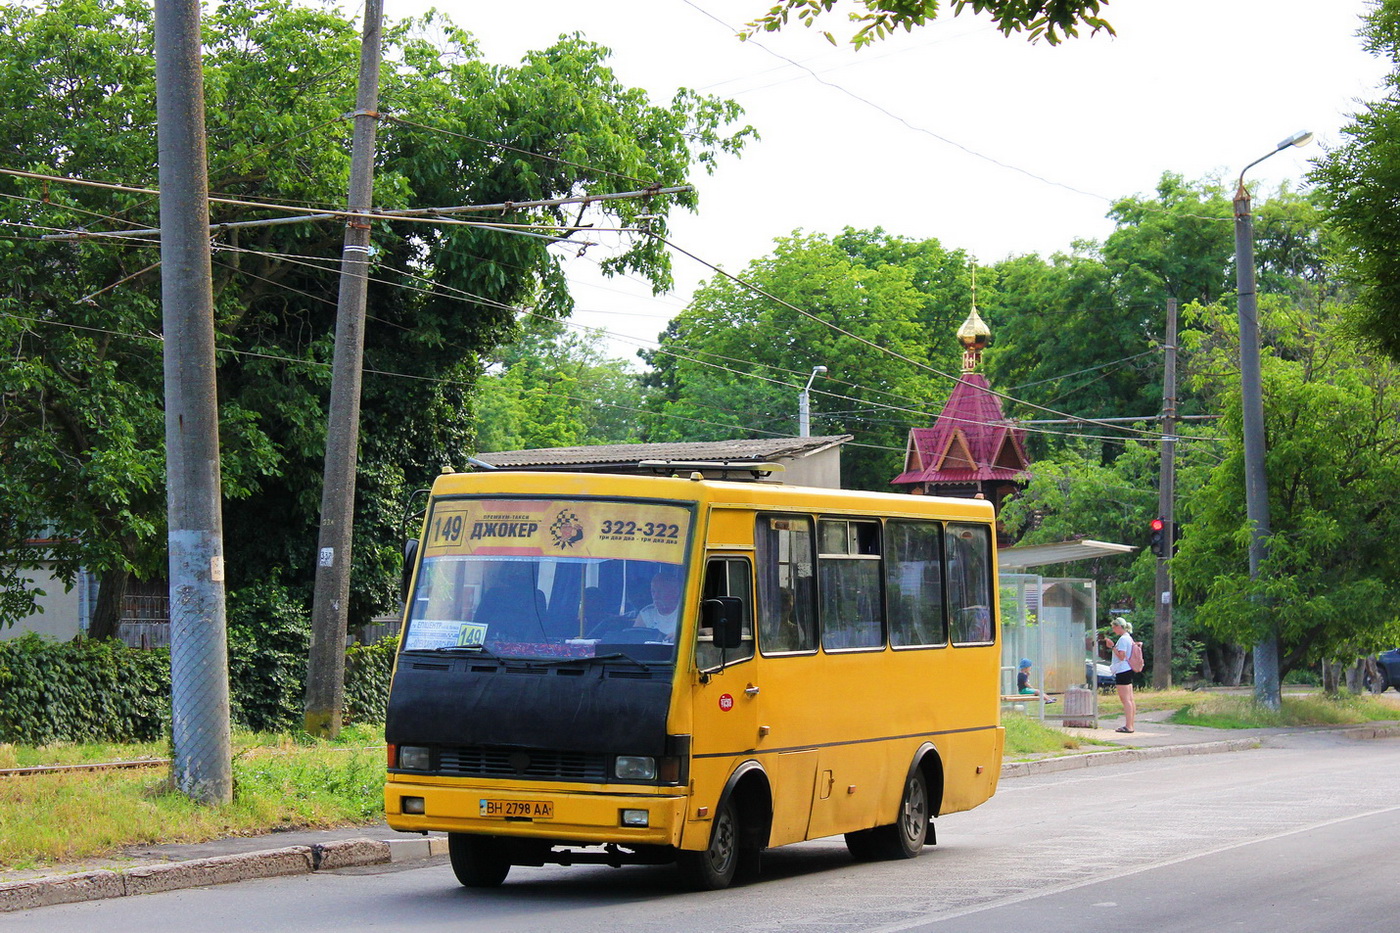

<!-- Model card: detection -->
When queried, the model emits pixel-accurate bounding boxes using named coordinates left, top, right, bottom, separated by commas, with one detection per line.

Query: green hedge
left=0, top=611, right=400, bottom=746
left=227, top=582, right=312, bottom=733
left=344, top=636, right=397, bottom=725
left=0, top=633, right=172, bottom=744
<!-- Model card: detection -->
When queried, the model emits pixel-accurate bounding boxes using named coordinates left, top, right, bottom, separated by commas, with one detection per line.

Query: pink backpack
left=1129, top=640, right=1145, bottom=673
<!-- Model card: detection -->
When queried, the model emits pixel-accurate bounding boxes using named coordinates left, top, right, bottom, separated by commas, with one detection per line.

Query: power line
left=656, top=233, right=1182, bottom=443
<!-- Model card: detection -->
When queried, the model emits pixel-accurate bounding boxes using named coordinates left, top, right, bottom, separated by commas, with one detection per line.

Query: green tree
left=744, top=0, right=1113, bottom=47
left=475, top=321, right=645, bottom=452
left=0, top=0, right=750, bottom=631
left=1173, top=298, right=1400, bottom=677
left=1314, top=0, right=1400, bottom=361
left=642, top=230, right=952, bottom=490
left=981, top=175, right=1336, bottom=455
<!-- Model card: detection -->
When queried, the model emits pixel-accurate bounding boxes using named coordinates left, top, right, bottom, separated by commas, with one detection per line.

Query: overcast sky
left=394, top=0, right=1390, bottom=361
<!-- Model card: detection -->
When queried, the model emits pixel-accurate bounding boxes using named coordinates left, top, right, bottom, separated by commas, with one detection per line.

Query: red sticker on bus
left=718, top=694, right=734, bottom=712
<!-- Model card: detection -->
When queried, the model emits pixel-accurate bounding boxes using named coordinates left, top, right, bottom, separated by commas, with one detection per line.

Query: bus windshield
left=401, top=496, right=693, bottom=663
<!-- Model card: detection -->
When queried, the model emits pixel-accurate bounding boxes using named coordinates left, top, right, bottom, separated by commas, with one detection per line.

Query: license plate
left=479, top=798, right=554, bottom=819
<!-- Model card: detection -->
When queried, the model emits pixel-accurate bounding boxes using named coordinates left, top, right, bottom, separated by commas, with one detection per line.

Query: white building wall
left=1, top=565, right=89, bottom=642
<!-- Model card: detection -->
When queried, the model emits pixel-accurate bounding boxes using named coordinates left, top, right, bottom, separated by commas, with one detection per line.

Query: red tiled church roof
left=891, top=372, right=1031, bottom=486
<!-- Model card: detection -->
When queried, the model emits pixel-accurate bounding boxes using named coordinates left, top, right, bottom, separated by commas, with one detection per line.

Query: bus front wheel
left=447, top=833, right=511, bottom=887
left=677, top=798, right=739, bottom=890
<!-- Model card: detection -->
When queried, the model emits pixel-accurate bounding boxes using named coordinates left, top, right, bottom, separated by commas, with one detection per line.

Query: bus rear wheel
left=677, top=798, right=739, bottom=890
left=447, top=833, right=511, bottom=887
left=853, top=769, right=928, bottom=861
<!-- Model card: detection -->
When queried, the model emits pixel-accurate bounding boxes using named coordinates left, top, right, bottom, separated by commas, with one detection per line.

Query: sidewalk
left=5, top=715, right=1399, bottom=913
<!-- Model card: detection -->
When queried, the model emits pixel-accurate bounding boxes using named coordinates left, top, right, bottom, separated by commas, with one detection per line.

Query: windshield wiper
left=590, top=652, right=664, bottom=671
left=420, top=644, right=501, bottom=660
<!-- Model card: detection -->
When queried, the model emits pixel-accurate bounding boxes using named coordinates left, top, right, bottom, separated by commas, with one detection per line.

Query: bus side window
left=696, top=557, right=754, bottom=670
left=819, top=519, right=883, bottom=651
left=757, top=515, right=818, bottom=654
left=947, top=523, right=994, bottom=645
left=886, top=519, right=947, bottom=648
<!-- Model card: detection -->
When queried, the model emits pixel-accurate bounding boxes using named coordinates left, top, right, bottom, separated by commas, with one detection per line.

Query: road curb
left=0, top=836, right=426, bottom=913
left=1338, top=722, right=1400, bottom=741
left=1001, top=737, right=1263, bottom=779
left=1002, top=721, right=1400, bottom=779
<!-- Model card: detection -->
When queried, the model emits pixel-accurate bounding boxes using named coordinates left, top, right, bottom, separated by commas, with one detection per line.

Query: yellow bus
left=385, top=468, right=1003, bottom=890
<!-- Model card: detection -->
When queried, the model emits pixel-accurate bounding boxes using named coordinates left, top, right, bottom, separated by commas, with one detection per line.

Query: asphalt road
left=7, top=730, right=1397, bottom=933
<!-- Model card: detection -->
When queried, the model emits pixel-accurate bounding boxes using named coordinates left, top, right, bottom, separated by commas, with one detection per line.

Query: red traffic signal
left=1149, top=518, right=1166, bottom=556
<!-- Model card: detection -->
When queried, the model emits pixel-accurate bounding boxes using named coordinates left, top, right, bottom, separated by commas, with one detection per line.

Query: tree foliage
left=744, top=0, right=1114, bottom=47
left=1314, top=0, right=1400, bottom=362
left=1174, top=299, right=1400, bottom=675
left=475, top=321, right=645, bottom=452
left=641, top=229, right=970, bottom=490
left=981, top=174, right=1338, bottom=457
left=0, top=0, right=750, bottom=631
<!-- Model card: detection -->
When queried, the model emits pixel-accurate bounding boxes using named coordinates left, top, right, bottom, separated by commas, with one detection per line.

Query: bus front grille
left=436, top=746, right=609, bottom=782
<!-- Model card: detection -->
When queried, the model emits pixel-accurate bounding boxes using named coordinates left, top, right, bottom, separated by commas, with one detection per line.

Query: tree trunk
left=1365, top=657, right=1382, bottom=694
left=1344, top=659, right=1367, bottom=695
left=1322, top=660, right=1343, bottom=696
left=1218, top=644, right=1247, bottom=686
left=88, top=568, right=130, bottom=640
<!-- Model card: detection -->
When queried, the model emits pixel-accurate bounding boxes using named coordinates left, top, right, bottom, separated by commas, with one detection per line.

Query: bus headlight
left=613, top=756, right=656, bottom=781
left=620, top=809, right=649, bottom=827
left=397, top=745, right=431, bottom=771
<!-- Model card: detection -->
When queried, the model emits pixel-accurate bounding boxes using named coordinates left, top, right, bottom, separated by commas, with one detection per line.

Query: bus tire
left=865, top=769, right=928, bottom=860
left=447, top=833, right=511, bottom=887
left=843, top=828, right=879, bottom=862
left=677, top=798, right=739, bottom=890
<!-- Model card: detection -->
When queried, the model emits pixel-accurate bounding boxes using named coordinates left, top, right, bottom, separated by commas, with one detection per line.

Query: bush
left=1, top=584, right=395, bottom=743
left=0, top=633, right=171, bottom=744
left=344, top=635, right=396, bottom=726
left=227, top=582, right=311, bottom=732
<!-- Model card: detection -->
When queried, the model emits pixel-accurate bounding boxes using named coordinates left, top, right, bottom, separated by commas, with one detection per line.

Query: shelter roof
left=997, top=539, right=1137, bottom=570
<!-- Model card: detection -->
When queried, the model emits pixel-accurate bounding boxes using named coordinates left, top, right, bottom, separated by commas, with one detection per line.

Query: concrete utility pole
left=1234, top=131, right=1311, bottom=711
left=1153, top=298, right=1178, bottom=690
left=154, top=0, right=233, bottom=803
left=306, top=0, right=384, bottom=737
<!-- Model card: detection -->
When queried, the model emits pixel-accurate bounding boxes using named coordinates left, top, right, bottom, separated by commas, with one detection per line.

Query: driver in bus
left=633, top=567, right=681, bottom=641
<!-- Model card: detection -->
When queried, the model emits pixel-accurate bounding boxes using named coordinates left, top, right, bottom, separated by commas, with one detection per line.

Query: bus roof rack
left=637, top=459, right=786, bottom=480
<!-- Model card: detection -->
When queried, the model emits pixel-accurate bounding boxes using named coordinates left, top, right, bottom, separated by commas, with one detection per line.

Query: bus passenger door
left=690, top=557, right=760, bottom=804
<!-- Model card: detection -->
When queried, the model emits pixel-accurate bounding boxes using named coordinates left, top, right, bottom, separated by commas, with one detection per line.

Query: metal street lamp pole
left=798, top=365, right=827, bottom=437
left=1233, top=130, right=1311, bottom=711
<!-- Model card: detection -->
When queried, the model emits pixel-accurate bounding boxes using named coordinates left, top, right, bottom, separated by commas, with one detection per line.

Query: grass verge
left=1002, top=712, right=1112, bottom=758
left=1167, top=691, right=1400, bottom=729
left=0, top=725, right=386, bottom=870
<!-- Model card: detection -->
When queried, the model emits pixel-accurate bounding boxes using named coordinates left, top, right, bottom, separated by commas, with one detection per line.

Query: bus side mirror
left=703, top=597, right=744, bottom=650
left=401, top=538, right=419, bottom=603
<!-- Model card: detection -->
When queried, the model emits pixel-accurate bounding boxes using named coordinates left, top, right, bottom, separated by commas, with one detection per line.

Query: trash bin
left=1062, top=684, right=1095, bottom=728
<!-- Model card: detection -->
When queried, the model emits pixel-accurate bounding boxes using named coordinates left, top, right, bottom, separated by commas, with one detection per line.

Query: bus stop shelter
left=996, top=540, right=1135, bottom=728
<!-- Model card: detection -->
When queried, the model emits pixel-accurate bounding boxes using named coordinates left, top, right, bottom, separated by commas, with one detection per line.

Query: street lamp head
left=812, top=365, right=827, bottom=375
left=1239, top=130, right=1315, bottom=194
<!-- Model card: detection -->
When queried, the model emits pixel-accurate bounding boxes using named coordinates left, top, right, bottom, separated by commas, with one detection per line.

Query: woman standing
left=1104, top=620, right=1136, bottom=733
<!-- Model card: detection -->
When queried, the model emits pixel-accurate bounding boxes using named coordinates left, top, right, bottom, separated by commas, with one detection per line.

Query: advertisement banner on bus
left=423, top=498, right=692, bottom=564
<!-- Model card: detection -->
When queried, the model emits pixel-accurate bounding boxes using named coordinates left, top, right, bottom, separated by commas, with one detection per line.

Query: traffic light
left=1149, top=517, right=1166, bottom=557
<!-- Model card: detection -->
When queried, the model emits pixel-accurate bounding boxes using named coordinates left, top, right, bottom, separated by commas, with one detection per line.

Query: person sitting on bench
left=1017, top=658, right=1057, bottom=703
